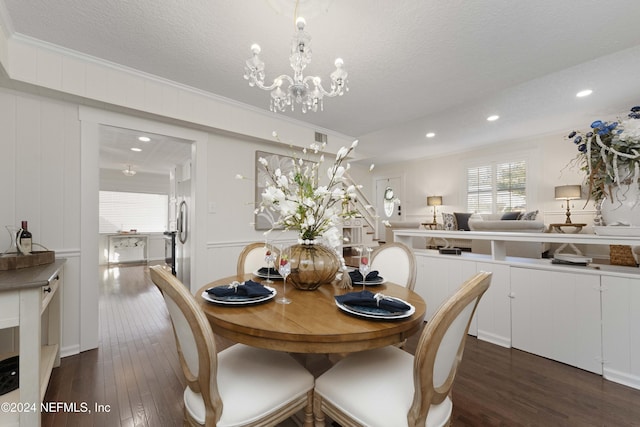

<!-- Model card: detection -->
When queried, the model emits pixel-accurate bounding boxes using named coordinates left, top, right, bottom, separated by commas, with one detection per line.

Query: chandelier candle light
left=244, top=16, right=348, bottom=113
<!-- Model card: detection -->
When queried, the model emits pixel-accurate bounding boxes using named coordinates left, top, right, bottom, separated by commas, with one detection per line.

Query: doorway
left=79, top=106, right=208, bottom=352
left=98, top=124, right=193, bottom=285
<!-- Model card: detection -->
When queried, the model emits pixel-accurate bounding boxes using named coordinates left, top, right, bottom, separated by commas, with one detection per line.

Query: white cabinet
left=511, top=268, right=602, bottom=374
left=601, top=276, right=640, bottom=389
left=415, top=256, right=476, bottom=323
left=415, top=256, right=510, bottom=342
left=0, top=260, right=64, bottom=426
left=406, top=229, right=640, bottom=390
left=475, top=262, right=511, bottom=348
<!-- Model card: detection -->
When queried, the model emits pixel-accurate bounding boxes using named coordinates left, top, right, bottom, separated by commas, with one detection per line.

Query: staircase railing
left=343, top=172, right=379, bottom=241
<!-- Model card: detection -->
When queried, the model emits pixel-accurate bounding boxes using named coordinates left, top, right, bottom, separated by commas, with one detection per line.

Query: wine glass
left=263, top=243, right=276, bottom=284
left=276, top=247, right=292, bottom=304
left=359, top=246, right=372, bottom=291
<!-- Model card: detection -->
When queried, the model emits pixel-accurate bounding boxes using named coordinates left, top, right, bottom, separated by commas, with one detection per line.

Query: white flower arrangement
left=256, top=133, right=361, bottom=249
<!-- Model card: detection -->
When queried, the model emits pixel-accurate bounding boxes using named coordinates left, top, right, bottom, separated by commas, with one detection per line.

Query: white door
left=376, top=177, right=402, bottom=237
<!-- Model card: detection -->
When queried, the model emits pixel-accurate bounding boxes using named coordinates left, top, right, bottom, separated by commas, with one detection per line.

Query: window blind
left=467, top=160, right=527, bottom=213
left=99, top=191, right=168, bottom=233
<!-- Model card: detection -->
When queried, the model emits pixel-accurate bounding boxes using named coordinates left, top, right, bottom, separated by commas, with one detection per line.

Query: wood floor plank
left=41, top=263, right=640, bottom=426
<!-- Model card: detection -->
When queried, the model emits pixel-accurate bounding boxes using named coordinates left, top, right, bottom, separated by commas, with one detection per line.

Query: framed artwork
left=254, top=150, right=315, bottom=230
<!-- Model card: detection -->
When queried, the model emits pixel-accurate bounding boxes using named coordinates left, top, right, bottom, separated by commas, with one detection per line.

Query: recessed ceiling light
left=576, top=89, right=593, bottom=98
left=487, top=115, right=500, bottom=122
left=425, top=132, right=435, bottom=138
left=131, top=147, right=142, bottom=152
left=138, top=136, right=151, bottom=142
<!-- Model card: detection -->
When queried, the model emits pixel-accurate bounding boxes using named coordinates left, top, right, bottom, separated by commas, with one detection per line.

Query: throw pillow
left=519, top=210, right=539, bottom=220
left=501, top=211, right=521, bottom=220
left=453, top=212, right=473, bottom=231
left=442, top=212, right=457, bottom=230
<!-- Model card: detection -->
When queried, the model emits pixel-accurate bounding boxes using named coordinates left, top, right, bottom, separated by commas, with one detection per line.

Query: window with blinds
left=99, top=191, right=168, bottom=233
left=467, top=160, right=526, bottom=213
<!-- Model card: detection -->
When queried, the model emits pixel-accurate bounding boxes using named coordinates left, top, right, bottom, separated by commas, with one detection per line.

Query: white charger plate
left=351, top=276, right=385, bottom=286
left=201, top=285, right=276, bottom=305
left=253, top=268, right=282, bottom=279
left=335, top=298, right=415, bottom=320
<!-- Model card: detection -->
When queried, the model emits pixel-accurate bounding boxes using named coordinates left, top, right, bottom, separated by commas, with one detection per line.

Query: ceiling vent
left=315, top=132, right=327, bottom=144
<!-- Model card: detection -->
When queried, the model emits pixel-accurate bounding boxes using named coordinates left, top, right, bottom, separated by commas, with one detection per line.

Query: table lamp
left=427, top=196, right=443, bottom=224
left=554, top=185, right=581, bottom=224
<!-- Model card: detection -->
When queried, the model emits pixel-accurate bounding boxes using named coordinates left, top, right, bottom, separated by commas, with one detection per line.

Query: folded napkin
left=335, top=290, right=410, bottom=312
left=257, top=267, right=280, bottom=276
left=206, top=280, right=272, bottom=297
left=348, top=270, right=380, bottom=282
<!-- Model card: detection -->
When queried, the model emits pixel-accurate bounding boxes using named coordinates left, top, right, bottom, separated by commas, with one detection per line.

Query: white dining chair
left=236, top=242, right=279, bottom=276
left=149, top=265, right=314, bottom=427
left=313, top=271, right=492, bottom=427
left=369, top=242, right=417, bottom=290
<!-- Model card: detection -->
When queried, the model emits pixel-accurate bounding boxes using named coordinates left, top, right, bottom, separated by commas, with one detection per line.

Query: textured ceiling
left=3, top=0, right=640, bottom=168
left=98, top=125, right=192, bottom=175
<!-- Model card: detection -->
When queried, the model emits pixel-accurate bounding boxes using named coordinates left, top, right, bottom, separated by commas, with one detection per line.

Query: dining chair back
left=314, top=271, right=492, bottom=427
left=149, top=265, right=314, bottom=427
left=236, top=242, right=279, bottom=276
left=369, top=242, right=416, bottom=290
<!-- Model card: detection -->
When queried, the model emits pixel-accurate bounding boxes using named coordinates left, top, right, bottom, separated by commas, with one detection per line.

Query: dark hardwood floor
left=42, top=264, right=640, bottom=426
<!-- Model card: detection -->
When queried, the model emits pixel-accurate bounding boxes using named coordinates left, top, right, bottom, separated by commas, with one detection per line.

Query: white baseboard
left=60, top=344, right=81, bottom=358
left=603, top=367, right=640, bottom=391
left=477, top=330, right=511, bottom=348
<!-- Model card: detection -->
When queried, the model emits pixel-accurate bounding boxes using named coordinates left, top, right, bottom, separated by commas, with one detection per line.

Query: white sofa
left=468, top=213, right=548, bottom=258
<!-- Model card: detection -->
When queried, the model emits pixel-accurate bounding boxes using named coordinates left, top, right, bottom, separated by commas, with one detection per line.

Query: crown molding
left=7, top=32, right=355, bottom=144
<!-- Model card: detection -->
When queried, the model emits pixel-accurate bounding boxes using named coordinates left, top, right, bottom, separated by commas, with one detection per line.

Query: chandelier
left=122, top=165, right=136, bottom=176
left=243, top=16, right=348, bottom=113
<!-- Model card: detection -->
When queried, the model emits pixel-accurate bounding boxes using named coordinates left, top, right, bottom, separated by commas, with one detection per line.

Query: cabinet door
left=601, top=276, right=640, bottom=389
left=511, top=268, right=602, bottom=374
left=415, top=255, right=476, bottom=324
left=476, top=262, right=511, bottom=348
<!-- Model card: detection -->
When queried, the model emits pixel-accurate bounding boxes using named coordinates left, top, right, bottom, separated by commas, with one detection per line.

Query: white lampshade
left=427, top=196, right=443, bottom=206
left=554, top=185, right=581, bottom=200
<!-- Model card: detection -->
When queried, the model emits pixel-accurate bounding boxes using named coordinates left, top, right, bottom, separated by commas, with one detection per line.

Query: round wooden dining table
left=196, top=274, right=426, bottom=354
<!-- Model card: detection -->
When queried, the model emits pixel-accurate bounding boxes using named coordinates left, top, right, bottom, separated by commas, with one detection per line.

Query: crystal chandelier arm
left=302, top=59, right=348, bottom=98
left=255, top=74, right=294, bottom=91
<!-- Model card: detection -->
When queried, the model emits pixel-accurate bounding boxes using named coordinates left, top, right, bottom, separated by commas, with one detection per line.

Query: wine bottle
left=18, top=220, right=32, bottom=254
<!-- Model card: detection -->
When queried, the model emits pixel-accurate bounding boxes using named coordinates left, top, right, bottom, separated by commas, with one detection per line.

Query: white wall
left=372, top=133, right=590, bottom=219
left=371, top=132, right=604, bottom=255
left=0, top=88, right=83, bottom=356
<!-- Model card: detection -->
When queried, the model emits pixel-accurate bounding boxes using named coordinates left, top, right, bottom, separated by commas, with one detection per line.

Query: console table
left=0, top=259, right=65, bottom=426
left=548, top=223, right=587, bottom=255
left=107, top=233, right=148, bottom=264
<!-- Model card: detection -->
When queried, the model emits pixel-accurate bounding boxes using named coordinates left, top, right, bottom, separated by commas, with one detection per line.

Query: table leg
left=554, top=242, right=584, bottom=256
